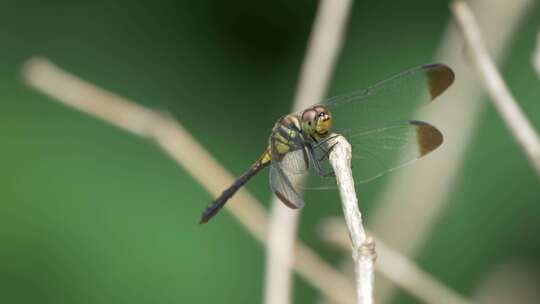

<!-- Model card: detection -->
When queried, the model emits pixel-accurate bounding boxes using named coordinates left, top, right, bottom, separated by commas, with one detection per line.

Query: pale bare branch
left=452, top=1, right=540, bottom=177
left=328, top=136, right=375, bottom=304
left=264, top=0, right=353, bottom=303
left=21, top=57, right=357, bottom=304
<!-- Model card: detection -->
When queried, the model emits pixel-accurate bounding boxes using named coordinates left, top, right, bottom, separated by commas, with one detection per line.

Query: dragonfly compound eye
left=301, top=108, right=318, bottom=124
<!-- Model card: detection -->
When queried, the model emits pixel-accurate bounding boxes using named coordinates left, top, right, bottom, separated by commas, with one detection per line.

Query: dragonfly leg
left=315, top=141, right=339, bottom=162
left=312, top=133, right=341, bottom=150
left=306, top=144, right=335, bottom=177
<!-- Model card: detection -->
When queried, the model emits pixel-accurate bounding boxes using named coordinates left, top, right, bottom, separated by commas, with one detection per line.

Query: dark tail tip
left=198, top=208, right=213, bottom=225
left=199, top=212, right=210, bottom=224
left=198, top=199, right=226, bottom=225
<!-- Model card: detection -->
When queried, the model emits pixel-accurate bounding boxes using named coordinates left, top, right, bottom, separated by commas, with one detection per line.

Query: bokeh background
left=2, top=0, right=540, bottom=303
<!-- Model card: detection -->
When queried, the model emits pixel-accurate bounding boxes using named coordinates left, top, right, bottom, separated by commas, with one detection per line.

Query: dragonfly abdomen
left=199, top=151, right=271, bottom=224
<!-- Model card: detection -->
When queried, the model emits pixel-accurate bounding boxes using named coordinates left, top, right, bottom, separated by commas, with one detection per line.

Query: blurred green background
left=1, top=0, right=540, bottom=303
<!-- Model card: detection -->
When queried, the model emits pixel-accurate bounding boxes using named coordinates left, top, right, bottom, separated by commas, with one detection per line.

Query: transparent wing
left=303, top=121, right=443, bottom=189
left=347, top=120, right=443, bottom=183
left=269, top=161, right=306, bottom=209
left=322, top=64, right=454, bottom=131
left=278, top=147, right=310, bottom=175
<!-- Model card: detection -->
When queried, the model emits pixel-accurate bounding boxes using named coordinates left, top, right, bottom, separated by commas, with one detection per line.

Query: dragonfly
left=199, top=63, right=454, bottom=224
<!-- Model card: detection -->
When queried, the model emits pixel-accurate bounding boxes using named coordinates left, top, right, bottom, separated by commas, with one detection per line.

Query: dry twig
left=452, top=1, right=540, bottom=177
left=264, top=0, right=353, bottom=303
left=328, top=136, right=375, bottom=304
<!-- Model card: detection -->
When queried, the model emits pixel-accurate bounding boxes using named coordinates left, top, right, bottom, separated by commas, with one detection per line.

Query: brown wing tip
left=423, top=63, right=455, bottom=100
left=410, top=120, right=443, bottom=156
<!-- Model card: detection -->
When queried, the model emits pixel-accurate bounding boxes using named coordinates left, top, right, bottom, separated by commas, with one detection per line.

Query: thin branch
left=534, top=30, right=540, bottom=79
left=319, top=217, right=475, bottom=304
left=328, top=135, right=375, bottom=304
left=264, top=0, right=353, bottom=303
left=21, top=57, right=357, bottom=304
left=452, top=1, right=540, bottom=178
left=367, top=0, right=533, bottom=301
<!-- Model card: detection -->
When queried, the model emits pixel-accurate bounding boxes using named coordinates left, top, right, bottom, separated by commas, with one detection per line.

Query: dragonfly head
left=301, top=105, right=332, bottom=137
